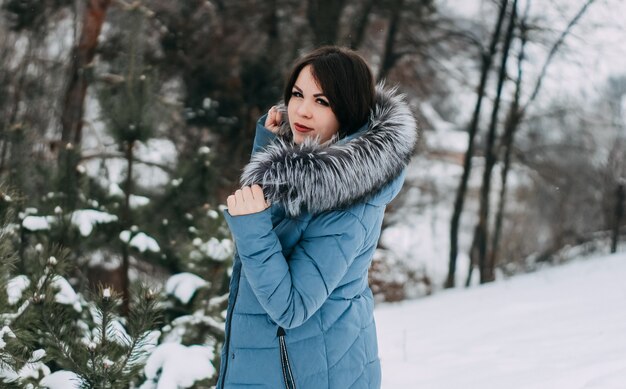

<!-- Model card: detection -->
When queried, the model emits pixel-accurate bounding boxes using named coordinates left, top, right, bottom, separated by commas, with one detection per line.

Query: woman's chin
left=291, top=132, right=306, bottom=145
left=292, top=132, right=324, bottom=145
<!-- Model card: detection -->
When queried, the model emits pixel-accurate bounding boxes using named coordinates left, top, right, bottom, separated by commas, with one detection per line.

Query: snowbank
left=375, top=251, right=626, bottom=388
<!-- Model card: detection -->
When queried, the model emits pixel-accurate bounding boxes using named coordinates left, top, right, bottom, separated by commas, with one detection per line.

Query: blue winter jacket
left=217, top=85, right=417, bottom=389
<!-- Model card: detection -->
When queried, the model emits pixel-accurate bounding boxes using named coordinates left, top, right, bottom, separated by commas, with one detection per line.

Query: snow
left=160, top=312, right=224, bottom=344
left=108, top=320, right=132, bottom=346
left=22, top=210, right=117, bottom=236
left=70, top=209, right=118, bottom=236
left=22, top=216, right=54, bottom=231
left=190, top=237, right=234, bottom=262
left=165, top=273, right=208, bottom=305
left=106, top=184, right=151, bottom=208
left=140, top=343, right=215, bottom=389
left=7, top=275, right=30, bottom=305
left=17, top=360, right=50, bottom=380
left=120, top=231, right=161, bottom=253
left=0, top=326, right=16, bottom=350
left=82, top=113, right=178, bottom=190
left=2, top=349, right=51, bottom=384
left=85, top=314, right=131, bottom=348
left=375, top=251, right=626, bottom=388
left=381, top=156, right=479, bottom=290
left=45, top=14, right=73, bottom=59
left=424, top=128, right=469, bottom=155
left=135, top=138, right=178, bottom=171
left=39, top=370, right=82, bottom=389
left=141, top=330, right=162, bottom=353
left=130, top=194, right=151, bottom=208
left=29, top=349, right=46, bottom=362
left=87, top=250, right=121, bottom=270
left=50, top=276, right=82, bottom=312
left=109, top=183, right=125, bottom=197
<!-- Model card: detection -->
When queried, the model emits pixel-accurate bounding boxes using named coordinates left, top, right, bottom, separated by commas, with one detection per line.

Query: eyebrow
left=293, top=85, right=327, bottom=98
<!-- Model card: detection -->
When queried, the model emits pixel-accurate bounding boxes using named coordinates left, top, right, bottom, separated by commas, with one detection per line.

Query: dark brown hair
left=283, top=46, right=375, bottom=137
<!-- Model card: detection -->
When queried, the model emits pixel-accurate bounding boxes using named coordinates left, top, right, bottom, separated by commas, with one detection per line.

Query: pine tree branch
left=0, top=300, right=30, bottom=326
left=80, top=152, right=174, bottom=174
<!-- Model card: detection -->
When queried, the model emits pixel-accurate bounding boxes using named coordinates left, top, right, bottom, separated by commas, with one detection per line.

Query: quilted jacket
left=217, top=84, right=418, bottom=389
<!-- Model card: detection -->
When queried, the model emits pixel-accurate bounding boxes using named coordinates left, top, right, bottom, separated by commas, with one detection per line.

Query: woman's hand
left=227, top=185, right=271, bottom=216
left=264, top=106, right=282, bottom=134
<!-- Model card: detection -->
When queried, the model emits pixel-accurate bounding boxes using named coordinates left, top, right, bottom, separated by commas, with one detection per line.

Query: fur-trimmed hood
left=240, top=83, right=418, bottom=217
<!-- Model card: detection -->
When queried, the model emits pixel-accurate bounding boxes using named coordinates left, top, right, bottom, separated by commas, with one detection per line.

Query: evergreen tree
left=96, top=5, right=159, bottom=316
left=1, top=186, right=162, bottom=388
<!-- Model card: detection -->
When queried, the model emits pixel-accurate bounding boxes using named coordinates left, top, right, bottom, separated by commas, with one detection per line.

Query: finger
left=242, top=186, right=254, bottom=201
left=251, top=184, right=264, bottom=201
left=227, top=195, right=238, bottom=215
left=234, top=189, right=243, bottom=204
left=275, top=110, right=282, bottom=125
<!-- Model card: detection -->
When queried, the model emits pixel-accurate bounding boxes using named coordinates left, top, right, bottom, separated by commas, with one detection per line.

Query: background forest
left=0, top=0, right=624, bottom=387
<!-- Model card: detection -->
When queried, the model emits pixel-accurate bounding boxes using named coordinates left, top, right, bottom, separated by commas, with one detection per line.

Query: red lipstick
left=294, top=123, right=314, bottom=133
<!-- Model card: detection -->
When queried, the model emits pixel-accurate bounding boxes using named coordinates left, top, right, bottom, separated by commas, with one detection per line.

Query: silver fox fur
left=240, top=83, right=418, bottom=217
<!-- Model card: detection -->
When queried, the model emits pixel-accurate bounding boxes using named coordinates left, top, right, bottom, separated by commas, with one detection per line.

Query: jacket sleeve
left=223, top=207, right=366, bottom=329
left=252, top=113, right=277, bottom=155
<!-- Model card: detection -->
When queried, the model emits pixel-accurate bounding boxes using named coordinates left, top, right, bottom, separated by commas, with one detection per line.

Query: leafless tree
left=488, top=0, right=598, bottom=277
left=445, top=0, right=510, bottom=288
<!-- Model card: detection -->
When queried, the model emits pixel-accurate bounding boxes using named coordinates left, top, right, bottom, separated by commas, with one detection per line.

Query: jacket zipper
left=277, top=326, right=297, bottom=389
left=219, top=258, right=241, bottom=389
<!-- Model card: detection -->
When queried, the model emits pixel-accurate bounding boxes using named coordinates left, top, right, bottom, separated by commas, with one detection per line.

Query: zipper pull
left=277, top=326, right=286, bottom=337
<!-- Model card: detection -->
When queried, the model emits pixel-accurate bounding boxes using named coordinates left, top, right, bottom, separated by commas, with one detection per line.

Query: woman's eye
left=316, top=99, right=330, bottom=107
left=291, top=91, right=303, bottom=98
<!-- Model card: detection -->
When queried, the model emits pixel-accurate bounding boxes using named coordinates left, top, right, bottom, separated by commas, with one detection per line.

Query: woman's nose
left=296, top=100, right=312, bottom=118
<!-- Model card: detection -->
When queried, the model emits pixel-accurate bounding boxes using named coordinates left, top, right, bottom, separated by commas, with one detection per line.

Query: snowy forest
left=0, top=0, right=625, bottom=388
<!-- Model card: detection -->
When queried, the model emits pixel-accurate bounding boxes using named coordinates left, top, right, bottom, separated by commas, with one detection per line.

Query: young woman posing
left=218, top=46, right=417, bottom=389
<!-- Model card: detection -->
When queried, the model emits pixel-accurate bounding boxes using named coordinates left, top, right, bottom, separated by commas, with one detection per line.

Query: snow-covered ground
left=375, top=251, right=626, bottom=389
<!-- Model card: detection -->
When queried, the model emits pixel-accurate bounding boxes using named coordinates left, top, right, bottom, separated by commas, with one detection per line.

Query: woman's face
left=287, top=65, right=340, bottom=145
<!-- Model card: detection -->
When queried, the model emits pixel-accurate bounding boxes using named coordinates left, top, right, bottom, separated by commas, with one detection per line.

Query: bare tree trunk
left=490, top=0, right=531, bottom=272
left=0, top=35, right=33, bottom=178
left=492, top=0, right=598, bottom=266
left=266, top=0, right=278, bottom=41
left=58, top=0, right=111, bottom=210
left=0, top=138, right=7, bottom=175
left=465, top=225, right=481, bottom=287
left=307, top=0, right=347, bottom=46
left=377, top=0, right=403, bottom=81
left=120, top=140, right=134, bottom=316
left=348, top=0, right=375, bottom=50
left=445, top=0, right=509, bottom=288
left=612, top=183, right=624, bottom=253
left=475, top=0, right=517, bottom=284
left=60, top=0, right=111, bottom=147
left=490, top=109, right=521, bottom=268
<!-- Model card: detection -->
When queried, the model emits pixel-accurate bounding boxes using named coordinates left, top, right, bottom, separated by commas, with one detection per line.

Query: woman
left=218, top=46, right=417, bottom=389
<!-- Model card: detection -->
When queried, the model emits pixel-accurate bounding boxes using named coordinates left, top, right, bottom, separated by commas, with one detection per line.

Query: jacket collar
left=241, top=83, right=418, bottom=217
